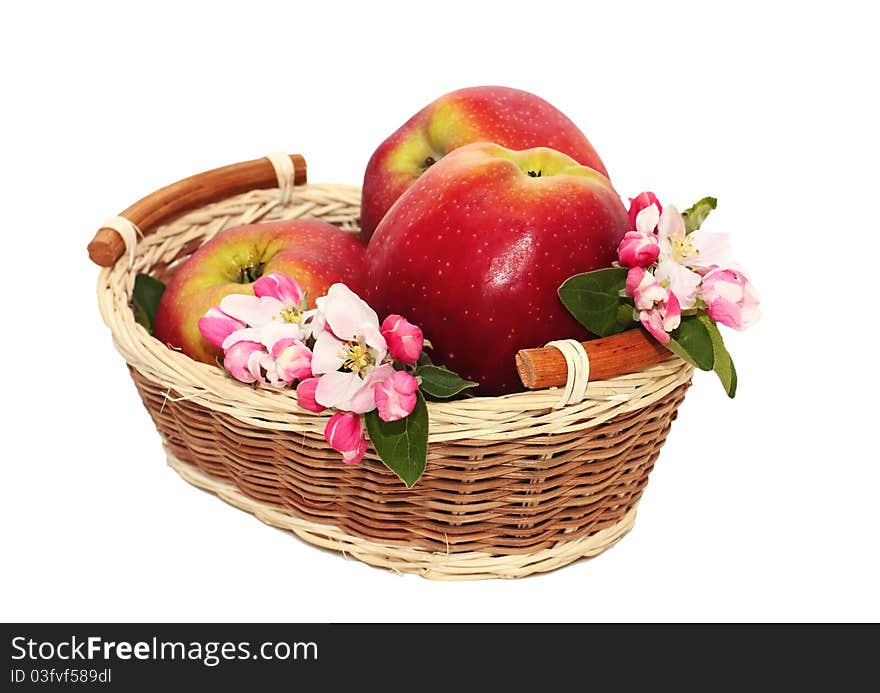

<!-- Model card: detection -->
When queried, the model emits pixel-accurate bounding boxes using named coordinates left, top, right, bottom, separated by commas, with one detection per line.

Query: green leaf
left=364, top=391, right=429, bottom=487
left=558, top=268, right=629, bottom=337
left=665, top=315, right=715, bottom=370
left=132, top=274, right=165, bottom=333
left=698, top=314, right=738, bottom=398
left=616, top=303, right=637, bottom=329
left=682, top=196, right=717, bottom=232
left=417, top=365, right=478, bottom=399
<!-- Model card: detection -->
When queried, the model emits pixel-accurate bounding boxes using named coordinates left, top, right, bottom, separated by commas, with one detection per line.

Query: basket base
left=166, top=448, right=639, bottom=580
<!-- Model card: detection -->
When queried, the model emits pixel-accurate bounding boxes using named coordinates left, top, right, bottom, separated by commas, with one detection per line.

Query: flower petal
left=222, top=341, right=265, bottom=384
left=274, top=338, right=313, bottom=382
left=315, top=370, right=366, bottom=410
left=219, top=294, right=285, bottom=327
left=222, top=327, right=263, bottom=351
left=324, top=412, right=367, bottom=465
left=319, top=284, right=380, bottom=341
left=657, top=204, right=685, bottom=247
left=296, top=377, right=326, bottom=413
left=255, top=320, right=305, bottom=350
left=361, top=322, right=388, bottom=364
left=375, top=371, right=419, bottom=422
left=618, top=231, right=660, bottom=268
left=253, top=272, right=304, bottom=306
left=662, top=291, right=682, bottom=333
left=635, top=204, right=661, bottom=235
left=655, top=260, right=702, bottom=310
left=347, top=363, right=394, bottom=414
left=310, top=330, right=346, bottom=375
left=198, top=307, right=245, bottom=349
left=700, top=267, right=761, bottom=330
left=628, top=192, right=663, bottom=230
left=689, top=230, right=731, bottom=270
left=380, top=314, right=424, bottom=363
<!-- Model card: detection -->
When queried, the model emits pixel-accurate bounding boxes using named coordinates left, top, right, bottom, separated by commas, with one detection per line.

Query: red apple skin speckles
left=154, top=219, right=366, bottom=364
left=366, top=142, right=629, bottom=396
left=360, top=85, right=609, bottom=242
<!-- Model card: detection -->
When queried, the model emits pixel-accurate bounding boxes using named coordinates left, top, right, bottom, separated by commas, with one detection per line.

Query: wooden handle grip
left=87, top=153, right=307, bottom=267
left=516, top=329, right=676, bottom=390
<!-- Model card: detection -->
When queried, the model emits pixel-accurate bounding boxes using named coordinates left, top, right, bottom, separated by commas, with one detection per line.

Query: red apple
left=359, top=85, right=609, bottom=242
left=154, top=219, right=366, bottom=363
left=367, top=143, right=629, bottom=395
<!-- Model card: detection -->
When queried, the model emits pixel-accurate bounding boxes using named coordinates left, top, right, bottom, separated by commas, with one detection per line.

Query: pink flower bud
left=198, top=307, right=246, bottom=349
left=272, top=338, right=312, bottom=383
left=296, top=377, right=326, bottom=413
left=700, top=267, right=761, bottom=330
left=380, top=314, right=423, bottom=364
left=324, top=412, right=367, bottom=465
left=222, top=341, right=266, bottom=384
left=253, top=272, right=304, bottom=306
left=618, top=231, right=660, bottom=268
left=626, top=267, right=668, bottom=311
left=628, top=191, right=663, bottom=231
left=639, top=291, right=681, bottom=344
left=374, top=371, right=419, bottom=422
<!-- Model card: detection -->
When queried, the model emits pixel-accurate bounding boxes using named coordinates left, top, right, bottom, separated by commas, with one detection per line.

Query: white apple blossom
left=654, top=204, right=731, bottom=309
left=311, top=283, right=390, bottom=413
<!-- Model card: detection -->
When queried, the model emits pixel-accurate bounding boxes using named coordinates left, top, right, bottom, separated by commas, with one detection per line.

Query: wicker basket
left=91, top=154, right=692, bottom=580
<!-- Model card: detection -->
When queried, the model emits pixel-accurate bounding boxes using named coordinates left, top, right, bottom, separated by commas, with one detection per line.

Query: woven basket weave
left=95, top=163, right=692, bottom=580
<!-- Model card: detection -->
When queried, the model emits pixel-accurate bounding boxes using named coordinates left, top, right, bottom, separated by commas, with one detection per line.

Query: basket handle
left=87, top=153, right=308, bottom=267
left=516, top=328, right=675, bottom=390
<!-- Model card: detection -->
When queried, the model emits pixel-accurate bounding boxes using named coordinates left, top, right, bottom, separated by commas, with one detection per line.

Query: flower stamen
left=671, top=234, right=697, bottom=261
left=337, top=338, right=374, bottom=373
left=280, top=306, right=303, bottom=324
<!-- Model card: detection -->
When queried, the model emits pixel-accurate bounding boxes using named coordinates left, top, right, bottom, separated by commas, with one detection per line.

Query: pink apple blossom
left=198, top=307, right=246, bottom=349
left=380, top=314, right=424, bottom=363
left=626, top=267, right=681, bottom=344
left=650, top=203, right=731, bottom=309
left=311, top=284, right=389, bottom=412
left=628, top=192, right=663, bottom=231
left=617, top=231, right=660, bottom=268
left=324, top=412, right=367, bottom=465
left=295, top=377, right=326, bottom=413
left=374, top=371, right=419, bottom=422
left=219, top=273, right=310, bottom=350
left=700, top=267, right=761, bottom=330
left=272, top=338, right=313, bottom=383
left=639, top=290, right=681, bottom=345
left=222, top=341, right=267, bottom=384
left=626, top=267, right=667, bottom=311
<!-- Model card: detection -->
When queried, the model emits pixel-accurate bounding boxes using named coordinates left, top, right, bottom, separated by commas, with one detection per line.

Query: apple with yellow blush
left=154, top=219, right=366, bottom=363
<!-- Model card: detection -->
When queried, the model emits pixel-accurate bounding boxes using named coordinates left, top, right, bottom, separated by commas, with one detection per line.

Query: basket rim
left=95, top=175, right=692, bottom=442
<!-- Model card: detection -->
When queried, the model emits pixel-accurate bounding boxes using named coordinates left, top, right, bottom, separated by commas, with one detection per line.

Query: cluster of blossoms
left=198, top=274, right=424, bottom=465
left=617, top=192, right=760, bottom=344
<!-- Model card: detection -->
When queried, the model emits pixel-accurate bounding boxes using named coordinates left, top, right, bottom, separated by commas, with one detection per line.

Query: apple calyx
left=527, top=170, right=542, bottom=178
left=235, top=262, right=265, bottom=284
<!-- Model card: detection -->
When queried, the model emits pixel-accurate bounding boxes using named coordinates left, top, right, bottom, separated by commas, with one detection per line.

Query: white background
left=2, top=1, right=877, bottom=622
